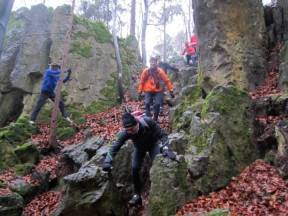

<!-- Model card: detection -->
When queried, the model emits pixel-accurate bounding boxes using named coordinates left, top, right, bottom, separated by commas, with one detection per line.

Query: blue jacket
left=41, top=69, right=69, bottom=93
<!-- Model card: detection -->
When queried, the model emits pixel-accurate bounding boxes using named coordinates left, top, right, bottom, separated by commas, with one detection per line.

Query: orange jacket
left=138, top=67, right=173, bottom=93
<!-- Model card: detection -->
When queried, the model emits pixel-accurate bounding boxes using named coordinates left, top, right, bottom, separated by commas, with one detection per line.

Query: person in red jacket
left=181, top=41, right=196, bottom=65
left=138, top=57, right=174, bottom=121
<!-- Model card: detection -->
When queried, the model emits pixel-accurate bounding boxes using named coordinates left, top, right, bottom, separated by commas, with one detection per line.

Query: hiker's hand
left=67, top=68, right=72, bottom=75
left=138, top=93, right=143, bottom=101
left=102, top=162, right=112, bottom=172
left=170, top=91, right=175, bottom=98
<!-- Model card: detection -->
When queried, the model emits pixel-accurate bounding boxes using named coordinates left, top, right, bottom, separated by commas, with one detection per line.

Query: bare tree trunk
left=188, top=0, right=192, bottom=38
left=163, top=0, right=167, bottom=61
left=278, top=0, right=288, bottom=40
left=49, top=0, right=75, bottom=148
left=130, top=0, right=136, bottom=37
left=141, top=0, right=148, bottom=65
left=113, top=0, right=124, bottom=103
left=0, top=0, right=15, bottom=56
left=182, top=12, right=189, bottom=41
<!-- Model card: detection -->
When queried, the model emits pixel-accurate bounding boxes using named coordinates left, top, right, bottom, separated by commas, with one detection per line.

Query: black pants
left=30, top=91, right=67, bottom=121
left=144, top=92, right=164, bottom=121
left=132, top=144, right=160, bottom=194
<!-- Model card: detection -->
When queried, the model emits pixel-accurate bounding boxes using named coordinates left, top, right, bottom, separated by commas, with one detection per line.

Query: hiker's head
left=122, top=112, right=139, bottom=134
left=149, top=57, right=157, bottom=69
left=51, top=62, right=61, bottom=70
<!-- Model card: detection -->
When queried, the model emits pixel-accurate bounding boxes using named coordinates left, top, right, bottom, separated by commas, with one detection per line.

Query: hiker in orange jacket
left=182, top=41, right=197, bottom=65
left=138, top=57, right=174, bottom=122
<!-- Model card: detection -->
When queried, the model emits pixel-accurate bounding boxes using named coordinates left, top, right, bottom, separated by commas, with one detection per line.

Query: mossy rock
left=70, top=40, right=92, bottom=58
left=14, top=143, right=40, bottom=164
left=0, top=192, right=23, bottom=216
left=73, top=16, right=112, bottom=43
left=176, top=85, right=258, bottom=194
left=148, top=156, right=192, bottom=216
left=14, top=163, right=35, bottom=176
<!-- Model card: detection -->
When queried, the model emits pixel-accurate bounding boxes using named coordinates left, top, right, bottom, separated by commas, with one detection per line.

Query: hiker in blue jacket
left=102, top=112, right=168, bottom=206
left=30, top=63, right=72, bottom=124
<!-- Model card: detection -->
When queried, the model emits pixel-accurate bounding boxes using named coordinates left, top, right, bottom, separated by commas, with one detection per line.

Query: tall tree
left=141, top=0, right=149, bottom=65
left=150, top=0, right=181, bottom=61
left=130, top=0, right=136, bottom=36
left=112, top=0, right=124, bottom=103
left=0, top=0, right=15, bottom=56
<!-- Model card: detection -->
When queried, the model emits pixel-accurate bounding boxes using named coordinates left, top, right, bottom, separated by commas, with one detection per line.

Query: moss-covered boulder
left=279, top=41, right=288, bottom=92
left=0, top=117, right=36, bottom=171
left=204, top=209, right=229, bottom=216
left=14, top=142, right=40, bottom=164
left=148, top=156, right=192, bottom=216
left=173, top=85, right=258, bottom=195
left=0, top=192, right=23, bottom=216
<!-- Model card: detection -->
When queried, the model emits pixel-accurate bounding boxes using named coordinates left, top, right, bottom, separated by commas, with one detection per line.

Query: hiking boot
left=29, top=120, right=35, bottom=125
left=65, top=117, right=74, bottom=124
left=128, top=194, right=142, bottom=206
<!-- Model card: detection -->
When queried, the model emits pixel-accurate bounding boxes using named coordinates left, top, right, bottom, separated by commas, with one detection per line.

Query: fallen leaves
left=23, top=191, right=62, bottom=216
left=249, top=71, right=281, bottom=100
left=176, top=160, right=288, bottom=216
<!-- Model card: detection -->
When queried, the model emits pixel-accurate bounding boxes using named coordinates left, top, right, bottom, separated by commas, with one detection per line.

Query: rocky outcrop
left=171, top=85, right=257, bottom=195
left=0, top=4, right=140, bottom=126
left=193, top=0, right=266, bottom=92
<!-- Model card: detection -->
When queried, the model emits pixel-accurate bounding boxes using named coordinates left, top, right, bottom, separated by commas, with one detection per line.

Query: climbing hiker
left=30, top=62, right=73, bottom=124
left=155, top=55, right=178, bottom=115
left=138, top=57, right=174, bottom=122
left=181, top=41, right=197, bottom=66
left=102, top=111, right=169, bottom=206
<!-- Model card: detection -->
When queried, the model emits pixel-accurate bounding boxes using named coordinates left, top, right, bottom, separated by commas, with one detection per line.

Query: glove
left=161, top=146, right=176, bottom=161
left=102, top=162, right=112, bottom=172
left=138, top=93, right=143, bottom=101
left=170, top=91, right=175, bottom=98
left=67, top=68, right=72, bottom=75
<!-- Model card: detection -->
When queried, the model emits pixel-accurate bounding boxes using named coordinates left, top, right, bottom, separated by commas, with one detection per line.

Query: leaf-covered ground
left=0, top=99, right=171, bottom=216
left=176, top=160, right=288, bottom=216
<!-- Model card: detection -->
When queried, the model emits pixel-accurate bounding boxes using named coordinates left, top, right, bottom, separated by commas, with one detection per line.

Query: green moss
left=14, top=163, right=34, bottom=176
left=172, top=85, right=202, bottom=130
left=0, top=180, right=5, bottom=188
left=204, top=209, right=229, bottom=216
left=56, top=127, right=75, bottom=140
left=70, top=41, right=92, bottom=58
left=73, top=16, right=111, bottom=43
left=0, top=117, right=36, bottom=146
left=14, top=143, right=39, bottom=164
left=7, top=12, right=25, bottom=31
left=201, top=85, right=248, bottom=117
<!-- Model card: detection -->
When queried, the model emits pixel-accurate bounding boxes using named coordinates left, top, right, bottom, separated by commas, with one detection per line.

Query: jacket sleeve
left=105, top=130, right=129, bottom=163
left=138, top=69, right=147, bottom=93
left=145, top=118, right=168, bottom=144
left=158, top=69, right=173, bottom=92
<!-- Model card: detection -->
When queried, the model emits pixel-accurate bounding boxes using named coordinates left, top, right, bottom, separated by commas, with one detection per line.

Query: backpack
left=131, top=110, right=150, bottom=129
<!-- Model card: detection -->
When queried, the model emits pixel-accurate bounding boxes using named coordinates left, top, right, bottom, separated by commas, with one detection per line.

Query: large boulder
left=59, top=143, right=134, bottom=216
left=148, top=156, right=192, bottom=216
left=0, top=192, right=23, bottom=216
left=193, top=0, right=266, bottom=92
left=172, top=85, right=258, bottom=194
left=279, top=42, right=288, bottom=91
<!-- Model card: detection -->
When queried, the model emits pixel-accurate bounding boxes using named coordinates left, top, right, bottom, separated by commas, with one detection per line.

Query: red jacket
left=182, top=43, right=196, bottom=55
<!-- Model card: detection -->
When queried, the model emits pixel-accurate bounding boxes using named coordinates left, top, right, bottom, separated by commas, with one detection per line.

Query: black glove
left=161, top=146, right=176, bottom=161
left=170, top=91, right=175, bottom=98
left=138, top=93, right=143, bottom=101
left=102, top=162, right=112, bottom=172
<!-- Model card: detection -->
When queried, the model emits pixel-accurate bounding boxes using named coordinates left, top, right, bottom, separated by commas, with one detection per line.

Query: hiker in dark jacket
left=102, top=112, right=168, bottom=206
left=30, top=63, right=72, bottom=124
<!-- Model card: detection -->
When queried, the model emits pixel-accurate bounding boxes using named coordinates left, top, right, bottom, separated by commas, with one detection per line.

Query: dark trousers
left=30, top=91, right=67, bottom=121
left=144, top=92, right=163, bottom=121
left=132, top=144, right=160, bottom=194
